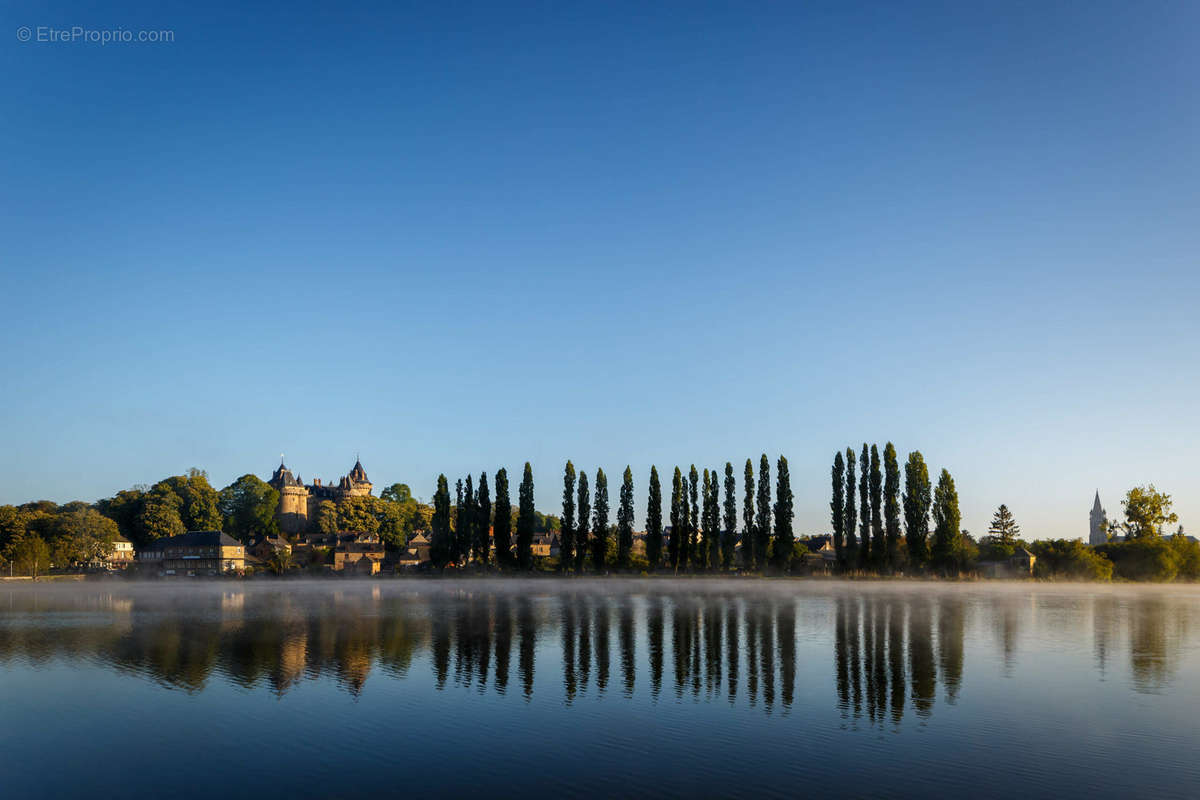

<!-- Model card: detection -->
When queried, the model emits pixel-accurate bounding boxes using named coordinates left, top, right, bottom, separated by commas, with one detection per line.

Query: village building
left=106, top=535, right=135, bottom=569
left=978, top=547, right=1037, bottom=578
left=332, top=531, right=385, bottom=574
left=138, top=531, right=246, bottom=577
left=250, top=534, right=291, bottom=562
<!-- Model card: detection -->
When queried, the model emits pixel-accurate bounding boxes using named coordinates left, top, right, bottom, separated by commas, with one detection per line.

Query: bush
left=1029, top=539, right=1112, bottom=581
left=1168, top=535, right=1200, bottom=580
left=1097, top=538, right=1178, bottom=582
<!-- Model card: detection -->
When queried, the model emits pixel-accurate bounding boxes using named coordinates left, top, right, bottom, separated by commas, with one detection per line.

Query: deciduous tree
left=931, top=469, right=962, bottom=573
left=561, top=461, right=577, bottom=572
left=722, top=462, right=737, bottom=570
left=617, top=467, right=634, bottom=570
left=517, top=463, right=535, bottom=570
left=903, top=451, right=931, bottom=568
left=575, top=470, right=590, bottom=574
left=883, top=443, right=901, bottom=568
left=773, top=456, right=794, bottom=572
left=756, top=455, right=771, bottom=571
left=844, top=447, right=857, bottom=568
left=493, top=469, right=512, bottom=569
left=831, top=452, right=845, bottom=566
left=646, top=466, right=663, bottom=570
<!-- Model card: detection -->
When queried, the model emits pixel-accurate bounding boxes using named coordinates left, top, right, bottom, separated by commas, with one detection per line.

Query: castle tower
left=269, top=460, right=311, bottom=535
left=1089, top=491, right=1107, bottom=546
left=345, top=457, right=373, bottom=497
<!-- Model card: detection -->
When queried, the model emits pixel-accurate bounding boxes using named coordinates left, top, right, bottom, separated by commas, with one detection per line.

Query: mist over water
left=3, top=580, right=1198, bottom=798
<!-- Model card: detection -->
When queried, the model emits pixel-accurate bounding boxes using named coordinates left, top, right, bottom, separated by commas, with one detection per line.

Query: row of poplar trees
left=829, top=443, right=963, bottom=573
left=429, top=455, right=797, bottom=573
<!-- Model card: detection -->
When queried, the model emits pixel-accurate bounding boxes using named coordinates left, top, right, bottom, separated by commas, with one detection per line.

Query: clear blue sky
left=2, top=1, right=1197, bottom=539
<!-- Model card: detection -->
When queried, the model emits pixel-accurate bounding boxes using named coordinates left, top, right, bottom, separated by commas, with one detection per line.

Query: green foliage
left=517, top=463, right=536, bottom=570
left=476, top=472, right=491, bottom=566
left=858, top=443, right=870, bottom=569
left=988, top=504, right=1021, bottom=546
left=646, top=466, right=663, bottom=570
left=218, top=474, right=280, bottom=543
left=266, top=547, right=293, bottom=575
left=831, top=451, right=845, bottom=567
left=687, top=465, right=700, bottom=569
left=315, top=501, right=338, bottom=535
left=1116, top=485, right=1178, bottom=539
left=431, top=474, right=452, bottom=568
left=868, top=444, right=884, bottom=568
left=46, top=508, right=120, bottom=568
left=137, top=487, right=186, bottom=544
left=1029, top=539, right=1113, bottom=581
left=742, top=459, right=755, bottom=569
left=592, top=468, right=609, bottom=572
left=721, top=462, right=736, bottom=570
left=902, top=451, right=931, bottom=569
left=703, top=468, right=720, bottom=569
left=931, top=469, right=962, bottom=573
left=1099, top=538, right=1178, bottom=581
left=883, top=443, right=900, bottom=568
left=4, top=532, right=50, bottom=577
left=336, top=495, right=381, bottom=536
left=380, top=483, right=413, bottom=504
left=669, top=467, right=683, bottom=571
left=575, top=470, right=590, bottom=574
left=561, top=461, right=576, bottom=572
left=1168, top=534, right=1200, bottom=580
left=773, top=456, right=794, bottom=572
left=844, top=447, right=857, bottom=566
left=755, top=455, right=771, bottom=572
left=493, top=468, right=513, bottom=569
left=617, top=467, right=635, bottom=570
left=95, top=488, right=145, bottom=543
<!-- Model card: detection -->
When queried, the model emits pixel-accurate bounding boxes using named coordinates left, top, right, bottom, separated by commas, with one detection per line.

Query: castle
left=268, top=458, right=374, bottom=535
left=1089, top=491, right=1108, bottom=546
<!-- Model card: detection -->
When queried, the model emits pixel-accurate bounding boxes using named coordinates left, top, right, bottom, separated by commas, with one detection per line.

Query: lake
left=1, top=579, right=1198, bottom=798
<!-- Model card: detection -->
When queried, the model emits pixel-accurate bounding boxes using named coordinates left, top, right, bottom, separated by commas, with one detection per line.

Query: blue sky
left=2, top=1, right=1197, bottom=539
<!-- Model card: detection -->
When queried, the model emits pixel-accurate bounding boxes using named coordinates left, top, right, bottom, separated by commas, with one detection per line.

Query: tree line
left=427, top=455, right=798, bottom=573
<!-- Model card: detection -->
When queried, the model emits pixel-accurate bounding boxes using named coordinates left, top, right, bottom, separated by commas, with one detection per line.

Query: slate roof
left=143, top=531, right=242, bottom=550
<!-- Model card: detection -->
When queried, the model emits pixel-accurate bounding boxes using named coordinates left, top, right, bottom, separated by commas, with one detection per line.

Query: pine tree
left=844, top=447, right=858, bottom=568
left=575, top=470, right=590, bottom=574
left=931, top=469, right=962, bottom=573
left=756, top=454, right=771, bottom=571
left=883, top=442, right=901, bottom=569
left=493, top=468, right=512, bottom=569
left=477, top=471, right=491, bottom=567
left=517, top=462, right=535, bottom=570
left=722, top=462, right=737, bottom=570
left=688, top=465, right=700, bottom=569
left=903, top=451, right=931, bottom=569
left=869, top=444, right=883, bottom=569
left=858, top=443, right=871, bottom=569
left=988, top=504, right=1020, bottom=546
left=773, top=456, right=794, bottom=572
left=742, top=459, right=755, bottom=569
left=561, top=461, right=576, bottom=573
left=431, top=474, right=452, bottom=569
left=669, top=467, right=683, bottom=571
left=831, top=451, right=846, bottom=566
left=617, top=467, right=634, bottom=570
left=592, top=468, right=609, bottom=573
left=646, top=466, right=663, bottom=569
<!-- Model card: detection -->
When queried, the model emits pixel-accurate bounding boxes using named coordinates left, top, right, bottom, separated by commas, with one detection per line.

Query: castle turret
left=269, top=460, right=311, bottom=535
left=1089, top=491, right=1108, bottom=546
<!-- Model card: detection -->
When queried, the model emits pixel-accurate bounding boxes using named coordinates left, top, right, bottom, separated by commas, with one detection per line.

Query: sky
left=1, top=1, right=1197, bottom=540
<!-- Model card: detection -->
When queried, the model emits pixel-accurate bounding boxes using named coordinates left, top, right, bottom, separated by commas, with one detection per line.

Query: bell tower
left=1089, top=491, right=1107, bottom=546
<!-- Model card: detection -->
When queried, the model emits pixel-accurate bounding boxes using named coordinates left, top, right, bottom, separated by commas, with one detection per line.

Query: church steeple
left=1089, top=491, right=1107, bottom=546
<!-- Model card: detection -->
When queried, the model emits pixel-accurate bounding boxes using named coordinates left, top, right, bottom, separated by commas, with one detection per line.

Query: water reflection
left=1, top=583, right=1197, bottom=718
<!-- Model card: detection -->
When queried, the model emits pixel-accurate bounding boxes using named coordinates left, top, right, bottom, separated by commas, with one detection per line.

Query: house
left=332, top=531, right=385, bottom=573
left=979, top=547, right=1037, bottom=578
left=250, top=534, right=291, bottom=562
left=107, top=535, right=135, bottom=569
left=138, top=531, right=245, bottom=576
left=532, top=533, right=560, bottom=559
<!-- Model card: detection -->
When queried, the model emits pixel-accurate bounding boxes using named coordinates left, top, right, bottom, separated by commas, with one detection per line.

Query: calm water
left=1, top=580, right=1198, bottom=799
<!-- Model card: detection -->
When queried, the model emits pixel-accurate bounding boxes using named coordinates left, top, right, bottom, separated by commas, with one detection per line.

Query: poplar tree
left=686, top=474, right=696, bottom=568
left=477, top=471, right=491, bottom=567
left=669, top=467, right=683, bottom=571
left=903, top=451, right=931, bottom=569
left=493, top=468, right=512, bottom=569
left=742, top=459, right=755, bottom=569
left=592, top=468, right=609, bottom=572
left=844, top=447, right=858, bottom=568
left=756, top=454, right=771, bottom=571
left=575, top=470, right=590, bottom=574
left=688, top=465, right=700, bottom=569
left=464, top=474, right=477, bottom=565
left=431, top=474, right=452, bottom=568
left=455, top=478, right=466, bottom=565
left=706, top=469, right=721, bottom=569
left=883, top=442, right=901, bottom=569
left=858, top=444, right=871, bottom=569
left=646, top=466, right=663, bottom=570
left=722, top=462, right=737, bottom=570
left=517, top=463, right=535, bottom=570
left=561, top=461, right=576, bottom=573
left=699, top=469, right=712, bottom=571
left=931, top=469, right=962, bottom=573
left=773, top=456, right=794, bottom=572
left=617, top=467, right=634, bottom=570
left=831, top=451, right=846, bottom=566
left=869, top=444, right=883, bottom=569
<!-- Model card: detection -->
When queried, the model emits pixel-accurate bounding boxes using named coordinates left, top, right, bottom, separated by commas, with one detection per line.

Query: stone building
left=138, top=531, right=246, bottom=576
left=268, top=458, right=374, bottom=535
left=1089, top=491, right=1108, bottom=546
